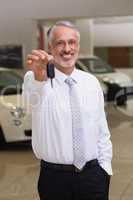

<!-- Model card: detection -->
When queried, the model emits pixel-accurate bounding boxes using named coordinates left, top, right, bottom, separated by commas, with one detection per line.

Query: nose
left=64, top=42, right=71, bottom=52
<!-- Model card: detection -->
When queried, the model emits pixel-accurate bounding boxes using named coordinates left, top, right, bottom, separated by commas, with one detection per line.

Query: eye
left=68, top=39, right=77, bottom=46
left=55, top=40, right=65, bottom=48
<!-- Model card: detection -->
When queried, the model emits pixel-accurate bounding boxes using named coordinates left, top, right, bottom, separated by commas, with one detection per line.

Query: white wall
left=76, top=19, right=94, bottom=55
left=1, top=0, right=133, bottom=69
left=94, top=23, right=133, bottom=47
left=71, top=20, right=133, bottom=55
left=0, top=19, right=37, bottom=66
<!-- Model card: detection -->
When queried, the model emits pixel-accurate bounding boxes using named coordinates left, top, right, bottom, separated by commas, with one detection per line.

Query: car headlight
left=10, top=106, right=26, bottom=119
left=9, top=106, right=26, bottom=126
left=102, top=76, right=115, bottom=84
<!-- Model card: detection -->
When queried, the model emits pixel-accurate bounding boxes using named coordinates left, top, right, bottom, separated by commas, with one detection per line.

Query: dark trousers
left=38, top=160, right=110, bottom=200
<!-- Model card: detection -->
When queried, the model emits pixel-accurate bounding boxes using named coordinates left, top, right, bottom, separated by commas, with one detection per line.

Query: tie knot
left=65, top=77, right=75, bottom=87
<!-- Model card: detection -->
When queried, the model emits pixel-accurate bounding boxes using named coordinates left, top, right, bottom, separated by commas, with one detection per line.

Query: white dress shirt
left=23, top=67, right=113, bottom=175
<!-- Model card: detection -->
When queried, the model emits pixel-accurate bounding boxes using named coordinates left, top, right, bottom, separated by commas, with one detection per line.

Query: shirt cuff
left=32, top=79, right=46, bottom=90
left=99, top=161, right=113, bottom=176
left=24, top=71, right=46, bottom=92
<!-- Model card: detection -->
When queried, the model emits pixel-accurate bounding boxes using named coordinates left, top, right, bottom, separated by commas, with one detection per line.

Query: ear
left=48, top=43, right=52, bottom=54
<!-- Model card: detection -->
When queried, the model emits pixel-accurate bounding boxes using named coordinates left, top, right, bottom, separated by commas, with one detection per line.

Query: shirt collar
left=55, top=67, right=80, bottom=85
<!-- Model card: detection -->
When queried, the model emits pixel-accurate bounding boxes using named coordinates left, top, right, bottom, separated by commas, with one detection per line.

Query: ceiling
left=1, top=0, right=133, bottom=20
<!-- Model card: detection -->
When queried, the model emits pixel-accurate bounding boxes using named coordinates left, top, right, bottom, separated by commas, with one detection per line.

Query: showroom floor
left=0, top=102, right=133, bottom=200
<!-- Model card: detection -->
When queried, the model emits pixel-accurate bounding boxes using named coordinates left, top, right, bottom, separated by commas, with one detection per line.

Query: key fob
left=47, top=62, right=55, bottom=79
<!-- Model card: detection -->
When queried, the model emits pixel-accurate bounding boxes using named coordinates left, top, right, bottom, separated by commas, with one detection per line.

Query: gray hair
left=47, top=21, right=80, bottom=44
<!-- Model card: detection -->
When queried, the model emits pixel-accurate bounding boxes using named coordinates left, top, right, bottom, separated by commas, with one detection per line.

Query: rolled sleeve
left=22, top=71, right=46, bottom=110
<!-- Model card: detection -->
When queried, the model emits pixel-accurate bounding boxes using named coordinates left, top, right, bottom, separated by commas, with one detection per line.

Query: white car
left=0, top=68, right=31, bottom=146
left=76, top=56, right=133, bottom=105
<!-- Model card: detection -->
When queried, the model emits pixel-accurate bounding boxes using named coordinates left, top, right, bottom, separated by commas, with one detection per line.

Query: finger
left=27, top=55, right=47, bottom=71
left=38, top=50, right=53, bottom=61
left=31, top=50, right=49, bottom=66
left=32, top=50, right=48, bottom=61
left=27, top=59, right=32, bottom=65
left=27, top=55, right=40, bottom=69
left=26, top=58, right=34, bottom=70
left=27, top=54, right=39, bottom=61
left=48, top=54, right=54, bottom=61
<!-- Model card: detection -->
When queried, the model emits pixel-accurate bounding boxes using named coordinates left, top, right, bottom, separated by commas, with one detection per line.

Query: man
left=23, top=21, right=112, bottom=200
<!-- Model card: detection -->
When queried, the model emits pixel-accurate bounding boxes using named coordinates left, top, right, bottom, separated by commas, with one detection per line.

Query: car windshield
left=0, top=70, right=23, bottom=95
left=79, top=58, right=114, bottom=73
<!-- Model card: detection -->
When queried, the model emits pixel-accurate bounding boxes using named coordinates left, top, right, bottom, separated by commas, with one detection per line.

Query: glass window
left=0, top=71, right=23, bottom=95
left=79, top=57, right=114, bottom=73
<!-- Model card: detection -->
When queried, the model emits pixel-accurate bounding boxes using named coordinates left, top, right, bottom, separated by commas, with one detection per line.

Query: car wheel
left=116, top=99, right=126, bottom=106
left=116, top=93, right=127, bottom=106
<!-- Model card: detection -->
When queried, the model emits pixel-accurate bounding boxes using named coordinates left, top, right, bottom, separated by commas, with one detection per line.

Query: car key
left=47, top=62, right=55, bottom=88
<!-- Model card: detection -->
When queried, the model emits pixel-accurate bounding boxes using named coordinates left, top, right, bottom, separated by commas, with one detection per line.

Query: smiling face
left=48, top=26, right=80, bottom=74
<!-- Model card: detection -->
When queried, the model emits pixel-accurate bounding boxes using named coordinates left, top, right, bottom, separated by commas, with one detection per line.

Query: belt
left=41, top=159, right=98, bottom=173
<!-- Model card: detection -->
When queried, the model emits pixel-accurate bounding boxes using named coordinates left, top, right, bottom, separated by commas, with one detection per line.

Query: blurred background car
left=76, top=56, right=133, bottom=105
left=0, top=68, right=31, bottom=146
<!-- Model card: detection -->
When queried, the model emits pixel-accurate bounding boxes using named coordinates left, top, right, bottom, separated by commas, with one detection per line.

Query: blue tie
left=65, top=77, right=86, bottom=170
